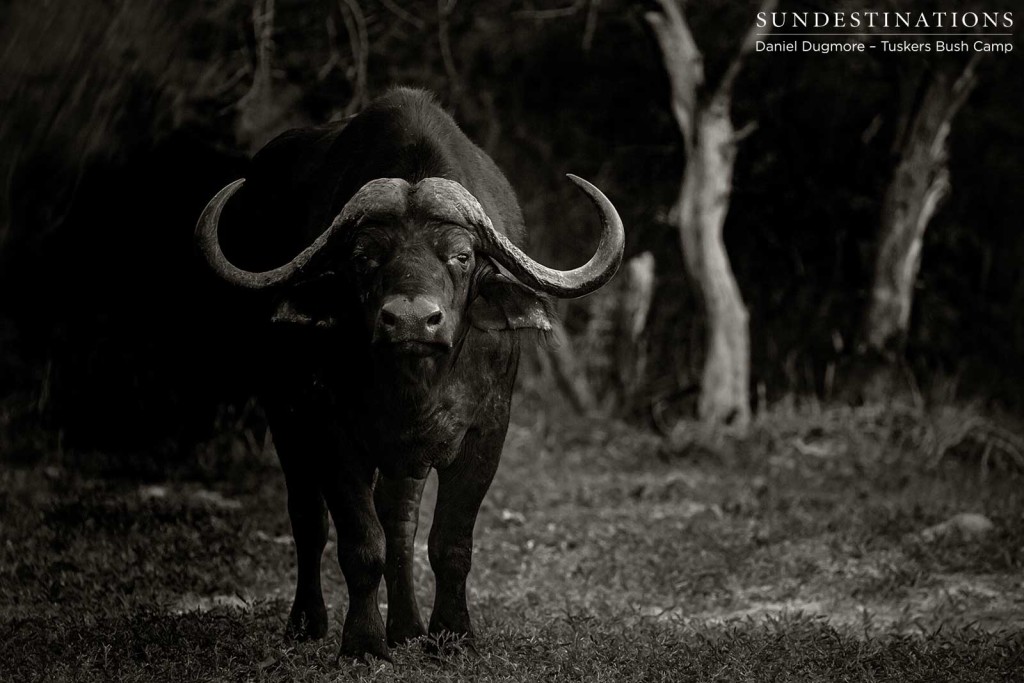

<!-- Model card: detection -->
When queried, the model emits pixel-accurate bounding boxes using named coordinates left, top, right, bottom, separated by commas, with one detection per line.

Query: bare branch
left=378, top=0, right=426, bottom=30
left=861, top=113, right=883, bottom=145
left=645, top=0, right=703, bottom=151
left=338, top=0, right=368, bottom=116
left=199, top=61, right=251, bottom=99
left=714, top=0, right=778, bottom=102
left=317, top=15, right=342, bottom=80
left=438, top=0, right=461, bottom=102
left=481, top=90, right=502, bottom=154
left=949, top=51, right=982, bottom=119
left=581, top=0, right=600, bottom=52
left=891, top=67, right=926, bottom=155
left=733, top=120, right=758, bottom=143
left=238, top=0, right=275, bottom=110
left=514, top=0, right=586, bottom=20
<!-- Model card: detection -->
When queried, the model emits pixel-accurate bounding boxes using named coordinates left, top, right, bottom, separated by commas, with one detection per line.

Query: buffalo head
left=195, top=175, right=624, bottom=361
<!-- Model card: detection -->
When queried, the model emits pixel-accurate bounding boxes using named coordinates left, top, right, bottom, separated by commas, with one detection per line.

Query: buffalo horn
left=195, top=178, right=407, bottom=290
left=419, top=175, right=625, bottom=299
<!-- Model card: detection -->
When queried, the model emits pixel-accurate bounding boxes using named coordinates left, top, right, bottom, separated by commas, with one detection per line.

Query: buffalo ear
left=469, top=273, right=554, bottom=332
left=271, top=299, right=339, bottom=329
left=270, top=280, right=340, bottom=330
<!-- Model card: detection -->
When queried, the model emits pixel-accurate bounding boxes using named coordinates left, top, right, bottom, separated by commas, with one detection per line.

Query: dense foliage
left=1, top=0, right=1022, bottom=453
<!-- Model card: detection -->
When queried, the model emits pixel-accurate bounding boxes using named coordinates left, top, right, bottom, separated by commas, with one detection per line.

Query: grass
left=1, top=400, right=1023, bottom=681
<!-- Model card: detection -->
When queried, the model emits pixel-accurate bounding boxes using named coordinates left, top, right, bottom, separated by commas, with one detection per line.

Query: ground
left=1, top=402, right=1022, bottom=681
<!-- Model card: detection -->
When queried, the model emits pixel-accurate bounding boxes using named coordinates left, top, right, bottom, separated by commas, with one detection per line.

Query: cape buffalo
left=195, top=88, right=623, bottom=661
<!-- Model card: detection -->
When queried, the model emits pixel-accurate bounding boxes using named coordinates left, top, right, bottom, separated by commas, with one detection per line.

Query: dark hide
left=217, top=89, right=553, bottom=660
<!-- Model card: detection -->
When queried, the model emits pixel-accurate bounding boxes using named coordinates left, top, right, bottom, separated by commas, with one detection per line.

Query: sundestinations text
left=756, top=11, right=1013, bottom=29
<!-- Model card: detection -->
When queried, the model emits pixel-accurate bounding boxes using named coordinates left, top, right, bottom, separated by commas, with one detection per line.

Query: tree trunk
left=235, top=0, right=308, bottom=152
left=540, top=318, right=597, bottom=414
left=647, top=0, right=774, bottom=430
left=613, top=252, right=656, bottom=414
left=677, top=103, right=751, bottom=427
left=857, top=57, right=979, bottom=397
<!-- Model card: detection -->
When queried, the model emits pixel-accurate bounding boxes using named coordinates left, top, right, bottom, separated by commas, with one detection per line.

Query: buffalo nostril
left=426, top=311, right=443, bottom=327
left=381, top=309, right=398, bottom=326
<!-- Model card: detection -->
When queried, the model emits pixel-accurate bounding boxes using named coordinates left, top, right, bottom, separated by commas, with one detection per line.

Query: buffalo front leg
left=428, top=431, right=503, bottom=641
left=322, top=462, right=390, bottom=661
left=282, top=466, right=330, bottom=640
left=269, top=426, right=330, bottom=641
left=375, top=474, right=428, bottom=645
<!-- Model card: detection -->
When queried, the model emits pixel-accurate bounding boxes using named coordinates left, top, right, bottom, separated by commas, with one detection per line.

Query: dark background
left=1, top=0, right=1022, bottom=460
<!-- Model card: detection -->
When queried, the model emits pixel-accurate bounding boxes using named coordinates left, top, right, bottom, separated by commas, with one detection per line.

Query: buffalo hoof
left=338, top=634, right=392, bottom=664
left=387, top=620, right=426, bottom=647
left=285, top=601, right=328, bottom=641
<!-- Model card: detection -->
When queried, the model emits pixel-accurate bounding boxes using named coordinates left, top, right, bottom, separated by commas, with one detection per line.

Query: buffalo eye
left=451, top=252, right=472, bottom=266
left=353, top=253, right=379, bottom=273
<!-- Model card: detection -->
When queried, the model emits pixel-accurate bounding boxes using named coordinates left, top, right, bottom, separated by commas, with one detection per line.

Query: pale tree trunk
left=541, top=318, right=597, bottom=414
left=678, top=105, right=751, bottom=426
left=647, top=0, right=776, bottom=430
left=560, top=252, right=655, bottom=416
left=235, top=0, right=309, bottom=152
left=614, top=252, right=656, bottom=413
left=857, top=56, right=980, bottom=396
